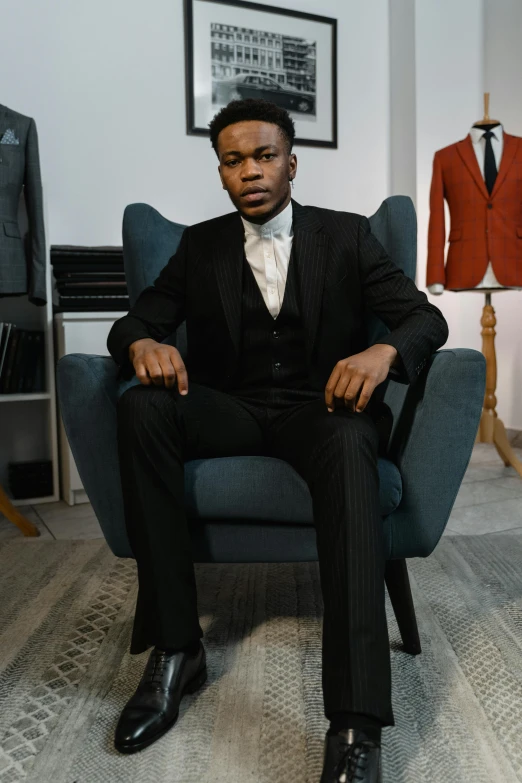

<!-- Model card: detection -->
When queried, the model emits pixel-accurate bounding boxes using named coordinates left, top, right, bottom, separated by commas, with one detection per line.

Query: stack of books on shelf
left=51, top=245, right=130, bottom=312
left=0, top=323, right=45, bottom=394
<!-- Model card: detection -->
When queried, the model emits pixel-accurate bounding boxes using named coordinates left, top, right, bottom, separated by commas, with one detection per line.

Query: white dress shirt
left=428, top=123, right=503, bottom=294
left=240, top=199, right=294, bottom=318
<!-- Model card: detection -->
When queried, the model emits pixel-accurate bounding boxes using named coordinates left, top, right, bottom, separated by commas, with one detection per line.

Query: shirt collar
left=470, top=123, right=503, bottom=145
left=241, top=199, right=293, bottom=238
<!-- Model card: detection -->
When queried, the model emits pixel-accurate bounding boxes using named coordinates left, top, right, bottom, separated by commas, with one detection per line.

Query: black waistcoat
left=229, top=243, right=322, bottom=406
left=228, top=241, right=393, bottom=449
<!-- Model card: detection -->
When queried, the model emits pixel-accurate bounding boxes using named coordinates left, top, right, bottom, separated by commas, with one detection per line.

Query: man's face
left=217, top=120, right=297, bottom=223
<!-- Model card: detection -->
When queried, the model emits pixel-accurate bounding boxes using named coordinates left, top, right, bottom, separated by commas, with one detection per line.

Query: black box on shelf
left=7, top=460, right=53, bottom=499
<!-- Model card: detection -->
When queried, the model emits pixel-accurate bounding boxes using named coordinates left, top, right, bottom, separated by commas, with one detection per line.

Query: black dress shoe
left=320, top=728, right=382, bottom=783
left=114, top=641, right=207, bottom=754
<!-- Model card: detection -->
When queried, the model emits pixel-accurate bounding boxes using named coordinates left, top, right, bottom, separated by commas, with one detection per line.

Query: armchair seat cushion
left=184, top=454, right=402, bottom=522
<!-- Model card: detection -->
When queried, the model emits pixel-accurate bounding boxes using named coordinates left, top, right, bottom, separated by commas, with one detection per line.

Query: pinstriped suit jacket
left=0, top=103, right=46, bottom=305
left=107, top=199, right=449, bottom=395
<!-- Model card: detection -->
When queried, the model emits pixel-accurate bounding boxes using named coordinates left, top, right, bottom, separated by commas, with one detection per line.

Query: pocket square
left=0, top=129, right=20, bottom=145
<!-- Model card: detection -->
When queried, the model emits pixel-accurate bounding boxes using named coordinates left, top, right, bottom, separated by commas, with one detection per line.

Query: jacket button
left=273, top=330, right=279, bottom=338
left=487, top=203, right=493, bottom=209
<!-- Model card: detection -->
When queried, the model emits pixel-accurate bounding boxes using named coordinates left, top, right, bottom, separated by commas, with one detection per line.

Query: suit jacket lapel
left=291, top=199, right=329, bottom=368
left=214, top=212, right=244, bottom=359
left=490, top=132, right=517, bottom=199
left=212, top=199, right=329, bottom=368
left=457, top=136, right=490, bottom=200
left=457, top=131, right=518, bottom=201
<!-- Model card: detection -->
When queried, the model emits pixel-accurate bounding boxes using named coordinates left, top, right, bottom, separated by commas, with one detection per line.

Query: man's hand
left=129, top=338, right=189, bottom=393
left=324, top=344, right=399, bottom=413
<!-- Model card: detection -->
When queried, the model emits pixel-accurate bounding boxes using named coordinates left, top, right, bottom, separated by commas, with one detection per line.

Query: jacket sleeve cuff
left=373, top=336, right=426, bottom=385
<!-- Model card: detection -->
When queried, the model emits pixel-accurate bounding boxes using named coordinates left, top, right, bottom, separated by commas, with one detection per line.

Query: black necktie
left=483, top=130, right=497, bottom=195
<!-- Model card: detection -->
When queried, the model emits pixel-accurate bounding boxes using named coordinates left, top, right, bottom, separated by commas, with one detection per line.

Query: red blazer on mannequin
left=426, top=131, right=522, bottom=289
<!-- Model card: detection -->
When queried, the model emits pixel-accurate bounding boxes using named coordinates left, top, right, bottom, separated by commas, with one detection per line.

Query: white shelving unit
left=0, top=187, right=60, bottom=506
left=0, top=187, right=130, bottom=510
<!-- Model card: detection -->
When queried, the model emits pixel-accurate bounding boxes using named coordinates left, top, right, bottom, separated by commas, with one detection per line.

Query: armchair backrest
left=122, top=203, right=186, bottom=307
left=365, top=196, right=417, bottom=345
left=121, top=195, right=417, bottom=357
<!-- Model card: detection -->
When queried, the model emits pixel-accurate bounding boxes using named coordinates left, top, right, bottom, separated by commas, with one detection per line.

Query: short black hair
left=208, top=98, right=295, bottom=156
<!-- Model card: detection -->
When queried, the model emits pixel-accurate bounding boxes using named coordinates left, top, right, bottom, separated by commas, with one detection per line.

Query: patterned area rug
left=0, top=533, right=521, bottom=783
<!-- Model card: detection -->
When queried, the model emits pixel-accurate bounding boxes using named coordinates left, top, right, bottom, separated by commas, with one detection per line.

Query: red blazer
left=426, top=131, right=522, bottom=289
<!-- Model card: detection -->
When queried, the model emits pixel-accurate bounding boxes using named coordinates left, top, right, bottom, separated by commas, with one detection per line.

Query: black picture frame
left=184, top=0, right=338, bottom=148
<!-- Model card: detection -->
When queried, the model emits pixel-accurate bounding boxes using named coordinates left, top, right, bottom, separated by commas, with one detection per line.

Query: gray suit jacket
left=0, top=103, right=46, bottom=305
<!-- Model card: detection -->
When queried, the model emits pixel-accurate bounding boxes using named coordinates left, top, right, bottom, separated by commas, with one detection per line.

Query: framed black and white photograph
left=184, top=0, right=337, bottom=148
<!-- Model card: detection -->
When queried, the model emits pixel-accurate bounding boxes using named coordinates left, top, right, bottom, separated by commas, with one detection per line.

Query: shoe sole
left=114, top=664, right=208, bottom=754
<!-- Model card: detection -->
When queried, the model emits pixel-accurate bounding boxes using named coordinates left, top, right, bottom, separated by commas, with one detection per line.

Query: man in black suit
left=107, top=99, right=448, bottom=782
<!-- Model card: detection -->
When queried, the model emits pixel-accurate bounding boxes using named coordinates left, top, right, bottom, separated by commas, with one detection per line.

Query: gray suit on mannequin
left=0, top=103, right=46, bottom=305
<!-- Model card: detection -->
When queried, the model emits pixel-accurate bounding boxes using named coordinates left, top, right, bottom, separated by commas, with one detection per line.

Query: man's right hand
left=129, top=338, right=188, bottom=394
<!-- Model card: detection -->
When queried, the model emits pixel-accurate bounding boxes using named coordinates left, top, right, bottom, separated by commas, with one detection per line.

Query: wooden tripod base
left=475, top=293, right=522, bottom=479
left=0, top=482, right=40, bottom=537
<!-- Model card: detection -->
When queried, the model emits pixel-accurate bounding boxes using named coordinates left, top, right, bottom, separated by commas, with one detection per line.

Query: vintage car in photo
left=212, top=73, right=316, bottom=114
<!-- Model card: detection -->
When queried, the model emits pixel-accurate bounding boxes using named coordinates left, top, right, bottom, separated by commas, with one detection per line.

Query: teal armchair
left=56, top=196, right=486, bottom=656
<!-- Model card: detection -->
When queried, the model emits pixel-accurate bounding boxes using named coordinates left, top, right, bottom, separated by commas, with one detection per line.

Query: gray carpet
left=0, top=533, right=521, bottom=783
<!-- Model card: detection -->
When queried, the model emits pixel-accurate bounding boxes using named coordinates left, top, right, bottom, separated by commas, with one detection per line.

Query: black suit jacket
left=107, top=200, right=449, bottom=403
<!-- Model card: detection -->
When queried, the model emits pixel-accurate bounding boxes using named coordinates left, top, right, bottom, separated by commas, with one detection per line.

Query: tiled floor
left=2, top=441, right=522, bottom=541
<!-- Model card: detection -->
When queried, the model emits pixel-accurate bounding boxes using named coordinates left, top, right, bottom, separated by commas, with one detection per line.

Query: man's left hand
left=324, top=344, right=399, bottom=413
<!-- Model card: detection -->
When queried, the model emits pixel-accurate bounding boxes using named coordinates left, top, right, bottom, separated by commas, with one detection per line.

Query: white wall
left=0, top=0, right=390, bottom=238
left=1, top=0, right=521, bottom=427
left=413, top=0, right=522, bottom=430
left=389, top=0, right=416, bottom=199
left=414, top=0, right=485, bottom=362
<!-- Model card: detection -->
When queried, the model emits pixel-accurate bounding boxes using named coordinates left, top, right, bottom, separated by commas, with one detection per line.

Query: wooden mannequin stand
left=471, top=93, right=522, bottom=475
left=475, top=291, right=522, bottom=478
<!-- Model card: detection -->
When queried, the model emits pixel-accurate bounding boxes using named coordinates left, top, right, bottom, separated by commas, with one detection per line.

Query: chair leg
left=384, top=558, right=421, bottom=655
left=0, top=482, right=40, bottom=537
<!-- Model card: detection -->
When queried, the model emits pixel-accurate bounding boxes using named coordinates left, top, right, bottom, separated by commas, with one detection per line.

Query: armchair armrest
left=382, top=348, right=486, bottom=559
left=56, top=354, right=140, bottom=556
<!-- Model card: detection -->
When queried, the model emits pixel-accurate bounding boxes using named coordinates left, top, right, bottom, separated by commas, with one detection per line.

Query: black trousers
left=116, top=382, right=395, bottom=727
